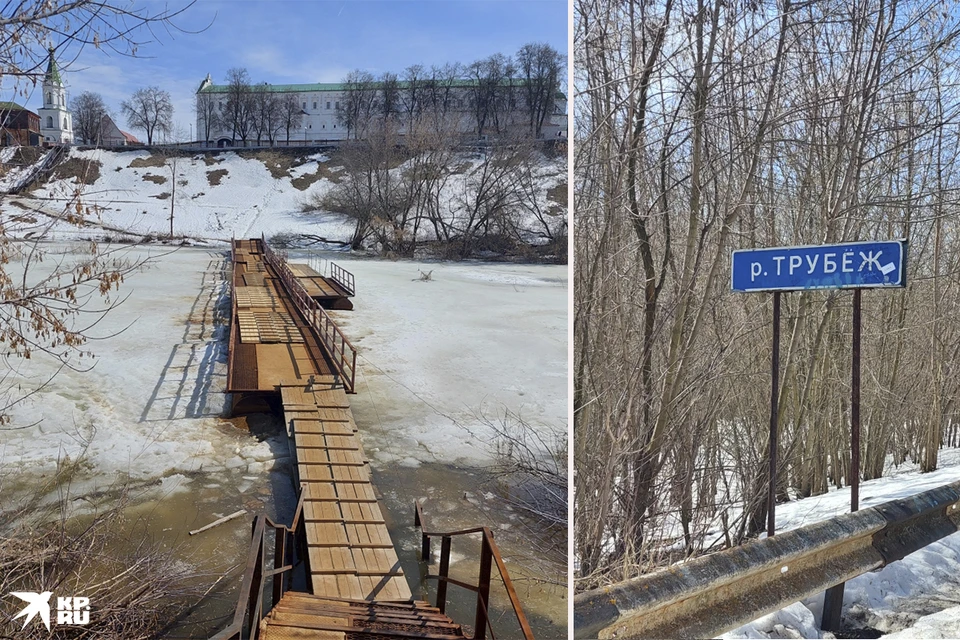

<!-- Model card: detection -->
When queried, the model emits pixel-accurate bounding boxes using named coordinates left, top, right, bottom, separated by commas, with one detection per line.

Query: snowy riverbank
left=723, top=448, right=960, bottom=638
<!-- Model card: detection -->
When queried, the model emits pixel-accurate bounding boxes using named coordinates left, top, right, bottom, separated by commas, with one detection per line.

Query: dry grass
left=0, top=478, right=201, bottom=638
left=141, top=173, right=167, bottom=185
left=546, top=182, right=567, bottom=216
left=243, top=150, right=300, bottom=180
left=201, top=154, right=222, bottom=167
left=151, top=192, right=170, bottom=200
left=5, top=147, right=44, bottom=166
left=43, top=157, right=102, bottom=187
left=127, top=155, right=167, bottom=169
left=546, top=182, right=566, bottom=206
left=291, top=161, right=343, bottom=190
left=206, top=169, right=228, bottom=186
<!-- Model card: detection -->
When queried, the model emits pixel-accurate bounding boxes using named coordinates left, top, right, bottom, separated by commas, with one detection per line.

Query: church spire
left=45, top=46, right=61, bottom=85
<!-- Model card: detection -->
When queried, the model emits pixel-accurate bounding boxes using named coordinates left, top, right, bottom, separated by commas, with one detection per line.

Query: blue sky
left=9, top=0, right=567, bottom=141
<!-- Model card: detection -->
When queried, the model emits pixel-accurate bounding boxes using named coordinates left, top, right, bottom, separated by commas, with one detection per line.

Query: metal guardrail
left=260, top=238, right=358, bottom=393
left=210, top=485, right=308, bottom=640
left=415, top=501, right=535, bottom=640
left=329, top=262, right=355, bottom=297
left=574, top=479, right=960, bottom=639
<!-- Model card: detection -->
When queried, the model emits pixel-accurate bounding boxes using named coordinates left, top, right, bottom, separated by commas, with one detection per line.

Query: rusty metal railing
left=210, top=485, right=308, bottom=640
left=226, top=239, right=238, bottom=391
left=260, top=237, right=358, bottom=393
left=414, top=501, right=534, bottom=640
left=329, top=262, right=355, bottom=296
left=574, top=478, right=960, bottom=639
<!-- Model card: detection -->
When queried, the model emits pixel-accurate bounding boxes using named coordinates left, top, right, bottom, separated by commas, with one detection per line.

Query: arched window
left=46, top=93, right=51, bottom=105
left=63, top=118, right=68, bottom=129
left=46, top=116, right=53, bottom=128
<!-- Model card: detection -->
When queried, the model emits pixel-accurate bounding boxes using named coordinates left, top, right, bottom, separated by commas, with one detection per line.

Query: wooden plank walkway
left=228, top=241, right=336, bottom=393
left=229, top=239, right=411, bottom=604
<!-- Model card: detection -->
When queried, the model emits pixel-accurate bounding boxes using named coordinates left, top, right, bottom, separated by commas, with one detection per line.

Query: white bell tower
left=38, top=47, right=73, bottom=144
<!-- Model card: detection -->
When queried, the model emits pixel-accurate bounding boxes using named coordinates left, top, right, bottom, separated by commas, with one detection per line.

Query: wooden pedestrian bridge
left=213, top=238, right=533, bottom=640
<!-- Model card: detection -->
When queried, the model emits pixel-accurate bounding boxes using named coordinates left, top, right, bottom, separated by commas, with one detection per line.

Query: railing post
left=247, top=522, right=265, bottom=633
left=437, top=535, right=452, bottom=615
left=415, top=502, right=431, bottom=560
left=474, top=531, right=494, bottom=640
left=273, top=525, right=286, bottom=605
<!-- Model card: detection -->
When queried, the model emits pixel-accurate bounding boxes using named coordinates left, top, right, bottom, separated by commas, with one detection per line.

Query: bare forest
left=574, top=0, right=960, bottom=589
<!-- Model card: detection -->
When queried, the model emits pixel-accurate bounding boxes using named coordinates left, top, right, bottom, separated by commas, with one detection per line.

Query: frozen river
left=0, top=243, right=567, bottom=637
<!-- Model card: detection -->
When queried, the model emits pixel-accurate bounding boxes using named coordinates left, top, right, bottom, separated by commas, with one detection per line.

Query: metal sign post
left=768, top=291, right=780, bottom=539
left=732, top=240, right=905, bottom=632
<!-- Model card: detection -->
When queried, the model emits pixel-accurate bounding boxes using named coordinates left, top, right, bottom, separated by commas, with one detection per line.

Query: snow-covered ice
left=0, top=244, right=566, bottom=496
left=297, top=253, right=567, bottom=466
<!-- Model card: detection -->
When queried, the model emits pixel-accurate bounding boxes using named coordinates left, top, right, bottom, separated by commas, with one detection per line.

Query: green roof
left=0, top=101, right=26, bottom=111
left=45, top=47, right=62, bottom=85
left=198, top=77, right=541, bottom=94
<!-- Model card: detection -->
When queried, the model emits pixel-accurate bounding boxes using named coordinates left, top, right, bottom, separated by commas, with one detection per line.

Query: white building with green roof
left=195, top=73, right=566, bottom=147
left=38, top=47, right=73, bottom=144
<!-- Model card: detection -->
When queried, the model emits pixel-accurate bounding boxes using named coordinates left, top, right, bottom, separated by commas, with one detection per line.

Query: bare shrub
left=0, top=469, right=200, bottom=638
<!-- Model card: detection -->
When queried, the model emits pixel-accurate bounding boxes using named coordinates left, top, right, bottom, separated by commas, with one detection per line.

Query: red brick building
left=0, top=101, right=41, bottom=146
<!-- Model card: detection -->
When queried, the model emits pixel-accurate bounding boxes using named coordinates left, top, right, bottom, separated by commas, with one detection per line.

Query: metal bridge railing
left=260, top=238, right=358, bottom=393
left=415, top=501, right=535, bottom=640
left=574, top=478, right=960, bottom=640
left=211, top=485, right=308, bottom=640
left=329, top=262, right=355, bottom=297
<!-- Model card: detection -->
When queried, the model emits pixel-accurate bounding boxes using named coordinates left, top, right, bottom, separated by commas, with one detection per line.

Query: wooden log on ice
left=189, top=509, right=246, bottom=536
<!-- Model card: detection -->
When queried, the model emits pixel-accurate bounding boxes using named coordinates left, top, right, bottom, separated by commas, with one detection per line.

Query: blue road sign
left=732, top=240, right=906, bottom=292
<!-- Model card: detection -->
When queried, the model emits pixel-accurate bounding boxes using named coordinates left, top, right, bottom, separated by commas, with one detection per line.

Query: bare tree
left=422, top=63, right=462, bottom=136
left=278, top=93, right=303, bottom=145
left=0, top=1, right=194, bottom=83
left=0, top=1, right=193, bottom=425
left=574, top=0, right=960, bottom=593
left=195, top=90, right=219, bottom=144
left=337, top=69, right=377, bottom=140
left=467, top=54, right=513, bottom=137
left=223, top=67, right=254, bottom=144
left=121, top=86, right=173, bottom=145
left=517, top=42, right=563, bottom=138
left=401, top=64, right=425, bottom=136
left=70, top=90, right=109, bottom=146
left=378, top=71, right=401, bottom=128
left=250, top=83, right=278, bottom=146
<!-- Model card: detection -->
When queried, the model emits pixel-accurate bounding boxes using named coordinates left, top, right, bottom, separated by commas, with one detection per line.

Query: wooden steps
left=259, top=593, right=465, bottom=640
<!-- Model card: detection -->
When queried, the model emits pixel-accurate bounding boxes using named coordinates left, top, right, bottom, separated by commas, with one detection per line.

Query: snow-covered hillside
left=0, top=147, right=566, bottom=253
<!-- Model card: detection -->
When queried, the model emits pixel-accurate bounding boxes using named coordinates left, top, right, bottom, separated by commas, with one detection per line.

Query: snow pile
left=723, top=449, right=960, bottom=638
